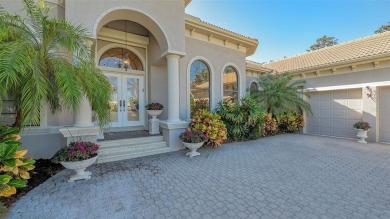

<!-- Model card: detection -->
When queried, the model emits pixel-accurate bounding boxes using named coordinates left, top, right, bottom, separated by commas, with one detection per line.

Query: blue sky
left=186, top=0, right=390, bottom=63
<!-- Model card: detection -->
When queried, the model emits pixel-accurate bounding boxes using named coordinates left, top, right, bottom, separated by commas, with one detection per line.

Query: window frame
left=222, top=64, right=240, bottom=103
left=187, top=57, right=214, bottom=120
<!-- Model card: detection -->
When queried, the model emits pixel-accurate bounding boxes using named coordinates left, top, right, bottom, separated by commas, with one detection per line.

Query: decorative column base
left=59, top=126, right=100, bottom=145
left=149, top=118, right=160, bottom=135
left=159, top=121, right=190, bottom=151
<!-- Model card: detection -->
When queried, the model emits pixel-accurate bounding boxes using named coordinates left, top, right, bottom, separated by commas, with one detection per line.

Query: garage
left=306, top=88, right=363, bottom=139
left=379, top=86, right=390, bottom=143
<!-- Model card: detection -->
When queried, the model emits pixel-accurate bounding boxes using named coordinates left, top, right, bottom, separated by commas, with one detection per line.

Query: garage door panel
left=333, top=119, right=346, bottom=127
left=319, top=127, right=332, bottom=135
left=333, top=110, right=346, bottom=117
left=319, top=110, right=331, bottom=117
left=348, top=110, right=362, bottom=119
left=307, top=88, right=362, bottom=139
left=319, top=118, right=332, bottom=126
left=319, top=101, right=332, bottom=107
left=348, top=100, right=363, bottom=109
left=378, top=86, right=389, bottom=143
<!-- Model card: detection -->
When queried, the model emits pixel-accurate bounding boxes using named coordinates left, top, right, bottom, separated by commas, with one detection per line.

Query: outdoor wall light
left=365, top=86, right=376, bottom=99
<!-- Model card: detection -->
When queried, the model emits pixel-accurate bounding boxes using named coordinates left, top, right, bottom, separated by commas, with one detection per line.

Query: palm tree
left=251, top=73, right=312, bottom=116
left=0, top=0, right=112, bottom=128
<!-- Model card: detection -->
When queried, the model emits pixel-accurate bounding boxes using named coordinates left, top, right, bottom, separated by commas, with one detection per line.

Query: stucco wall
left=180, top=37, right=247, bottom=120
left=65, top=0, right=185, bottom=56
left=20, top=132, right=67, bottom=159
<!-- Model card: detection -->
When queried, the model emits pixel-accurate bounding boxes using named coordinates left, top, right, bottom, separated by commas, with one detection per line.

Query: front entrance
left=106, top=72, right=145, bottom=127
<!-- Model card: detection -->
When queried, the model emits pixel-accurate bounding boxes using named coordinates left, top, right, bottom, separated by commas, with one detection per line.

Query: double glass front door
left=106, top=73, right=145, bottom=127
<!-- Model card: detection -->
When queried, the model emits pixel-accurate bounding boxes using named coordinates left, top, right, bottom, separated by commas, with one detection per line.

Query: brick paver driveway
left=6, top=134, right=390, bottom=219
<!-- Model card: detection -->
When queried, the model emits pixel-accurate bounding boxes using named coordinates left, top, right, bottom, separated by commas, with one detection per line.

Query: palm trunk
left=13, top=109, right=22, bottom=128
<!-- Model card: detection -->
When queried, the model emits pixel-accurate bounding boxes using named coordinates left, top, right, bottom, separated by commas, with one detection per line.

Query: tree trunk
left=13, top=109, right=22, bottom=128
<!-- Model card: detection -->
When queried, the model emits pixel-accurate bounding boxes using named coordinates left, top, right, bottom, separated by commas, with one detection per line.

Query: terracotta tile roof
left=263, top=31, right=390, bottom=73
left=246, top=60, right=272, bottom=73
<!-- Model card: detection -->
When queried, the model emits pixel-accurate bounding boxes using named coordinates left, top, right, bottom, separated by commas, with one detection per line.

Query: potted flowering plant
left=180, top=129, right=208, bottom=158
left=145, top=102, right=164, bottom=118
left=353, top=121, right=371, bottom=143
left=52, top=141, right=100, bottom=182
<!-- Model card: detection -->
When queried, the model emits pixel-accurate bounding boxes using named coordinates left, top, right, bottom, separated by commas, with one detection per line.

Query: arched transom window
left=190, top=60, right=210, bottom=117
left=99, top=48, right=143, bottom=71
left=223, top=66, right=239, bottom=102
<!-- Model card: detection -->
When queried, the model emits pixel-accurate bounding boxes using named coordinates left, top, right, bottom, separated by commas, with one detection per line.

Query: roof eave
left=271, top=52, right=390, bottom=74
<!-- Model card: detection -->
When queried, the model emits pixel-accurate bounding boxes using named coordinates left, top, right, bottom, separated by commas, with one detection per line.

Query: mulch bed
left=0, top=159, right=64, bottom=208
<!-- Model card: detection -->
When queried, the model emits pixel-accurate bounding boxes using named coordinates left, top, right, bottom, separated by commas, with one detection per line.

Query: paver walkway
left=6, top=134, right=390, bottom=219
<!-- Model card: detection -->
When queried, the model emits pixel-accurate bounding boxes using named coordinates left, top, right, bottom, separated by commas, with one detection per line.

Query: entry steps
left=97, top=136, right=171, bottom=163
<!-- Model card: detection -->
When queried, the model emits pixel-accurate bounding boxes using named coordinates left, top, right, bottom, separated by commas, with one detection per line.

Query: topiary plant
left=189, top=109, right=227, bottom=148
left=215, top=96, right=265, bottom=141
left=0, top=127, right=35, bottom=197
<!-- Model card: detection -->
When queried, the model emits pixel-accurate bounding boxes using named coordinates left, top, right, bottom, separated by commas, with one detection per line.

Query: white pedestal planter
left=356, top=129, right=368, bottom=144
left=182, top=142, right=204, bottom=158
left=147, top=110, right=163, bottom=135
left=60, top=156, right=98, bottom=182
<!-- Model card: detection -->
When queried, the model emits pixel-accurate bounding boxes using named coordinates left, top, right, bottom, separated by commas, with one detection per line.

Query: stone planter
left=147, top=110, right=163, bottom=135
left=182, top=142, right=204, bottom=158
left=60, top=156, right=98, bottom=182
left=356, top=129, right=368, bottom=144
left=146, top=110, right=163, bottom=119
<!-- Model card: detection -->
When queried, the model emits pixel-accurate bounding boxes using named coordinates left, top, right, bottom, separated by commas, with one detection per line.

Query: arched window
left=190, top=60, right=210, bottom=117
left=223, top=66, right=239, bottom=102
left=250, top=81, right=259, bottom=95
left=99, top=48, right=143, bottom=71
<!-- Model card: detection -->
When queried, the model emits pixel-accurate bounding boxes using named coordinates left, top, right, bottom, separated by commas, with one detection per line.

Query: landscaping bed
left=0, top=159, right=64, bottom=208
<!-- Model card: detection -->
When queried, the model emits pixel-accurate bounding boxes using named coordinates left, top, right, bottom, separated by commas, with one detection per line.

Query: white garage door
left=379, top=86, right=390, bottom=143
left=306, top=88, right=363, bottom=138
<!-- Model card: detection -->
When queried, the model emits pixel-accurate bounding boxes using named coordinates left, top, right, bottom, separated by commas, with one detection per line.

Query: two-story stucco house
left=2, top=0, right=268, bottom=162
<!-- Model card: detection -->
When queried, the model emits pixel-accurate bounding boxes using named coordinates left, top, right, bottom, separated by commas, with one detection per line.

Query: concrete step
left=97, top=147, right=172, bottom=164
left=98, top=141, right=167, bottom=155
left=99, top=136, right=164, bottom=148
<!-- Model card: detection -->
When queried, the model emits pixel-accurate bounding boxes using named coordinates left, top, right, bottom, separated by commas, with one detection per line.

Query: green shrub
left=278, top=111, right=305, bottom=133
left=189, top=109, right=227, bottom=147
left=215, top=96, right=265, bottom=141
left=262, top=113, right=278, bottom=137
left=0, top=127, right=35, bottom=197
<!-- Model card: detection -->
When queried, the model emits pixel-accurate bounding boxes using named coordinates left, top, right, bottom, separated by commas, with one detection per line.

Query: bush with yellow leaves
left=0, top=127, right=35, bottom=197
left=189, top=109, right=227, bottom=148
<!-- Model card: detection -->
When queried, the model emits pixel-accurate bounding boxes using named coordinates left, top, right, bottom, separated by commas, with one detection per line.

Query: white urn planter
left=182, top=142, right=204, bottom=158
left=147, top=110, right=163, bottom=135
left=356, top=129, right=368, bottom=144
left=60, top=156, right=98, bottom=182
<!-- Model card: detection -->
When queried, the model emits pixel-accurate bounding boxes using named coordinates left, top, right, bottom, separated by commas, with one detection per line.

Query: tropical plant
left=262, top=113, right=278, bottom=137
left=179, top=129, right=208, bottom=144
left=215, top=96, right=265, bottom=141
left=353, top=121, right=371, bottom=131
left=145, top=103, right=164, bottom=110
left=189, top=109, right=227, bottom=147
left=251, top=73, right=312, bottom=116
left=0, top=127, right=35, bottom=197
left=0, top=0, right=112, bottom=128
left=278, top=111, right=305, bottom=133
left=51, top=141, right=100, bottom=163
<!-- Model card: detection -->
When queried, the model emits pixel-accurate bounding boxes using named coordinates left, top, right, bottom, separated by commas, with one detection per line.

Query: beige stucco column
left=60, top=96, right=99, bottom=144
left=74, top=96, right=94, bottom=127
left=166, top=54, right=181, bottom=122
